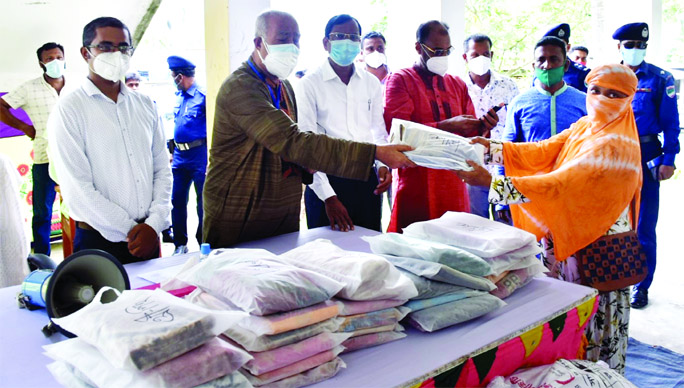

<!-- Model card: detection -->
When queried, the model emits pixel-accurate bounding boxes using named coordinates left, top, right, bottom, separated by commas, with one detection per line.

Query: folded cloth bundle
left=279, top=239, right=418, bottom=301
left=388, top=118, right=485, bottom=171
left=259, top=357, right=346, bottom=388
left=240, top=346, right=344, bottom=386
left=405, top=290, right=484, bottom=313
left=385, top=255, right=496, bottom=291
left=176, top=249, right=344, bottom=316
left=222, top=318, right=344, bottom=353
left=44, top=336, right=252, bottom=388
left=187, top=290, right=340, bottom=336
left=407, top=294, right=506, bottom=332
left=363, top=233, right=492, bottom=276
left=336, top=307, right=410, bottom=333
left=490, top=267, right=542, bottom=299
left=51, top=288, right=247, bottom=371
left=398, top=269, right=475, bottom=300
left=334, top=298, right=407, bottom=316
left=239, top=332, right=351, bottom=376
left=403, top=212, right=540, bottom=260
left=341, top=331, right=407, bottom=353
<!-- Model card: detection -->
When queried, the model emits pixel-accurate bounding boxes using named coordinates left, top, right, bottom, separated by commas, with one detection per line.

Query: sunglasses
left=421, top=43, right=453, bottom=57
left=328, top=33, right=362, bottom=42
left=622, top=41, right=648, bottom=49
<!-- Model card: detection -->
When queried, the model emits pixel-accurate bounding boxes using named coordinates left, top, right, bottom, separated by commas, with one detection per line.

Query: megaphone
left=18, top=249, right=130, bottom=337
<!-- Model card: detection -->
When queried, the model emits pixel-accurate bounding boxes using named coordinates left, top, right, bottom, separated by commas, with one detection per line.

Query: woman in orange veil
left=458, top=64, right=642, bottom=373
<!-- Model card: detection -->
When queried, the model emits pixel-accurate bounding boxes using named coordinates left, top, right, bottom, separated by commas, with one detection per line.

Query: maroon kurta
left=384, top=65, right=475, bottom=232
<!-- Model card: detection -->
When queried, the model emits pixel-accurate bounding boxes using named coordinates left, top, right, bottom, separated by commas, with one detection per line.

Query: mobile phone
left=492, top=104, right=507, bottom=113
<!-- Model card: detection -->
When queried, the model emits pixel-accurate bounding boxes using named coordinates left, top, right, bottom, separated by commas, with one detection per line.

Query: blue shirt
left=503, top=81, right=587, bottom=143
left=173, top=83, right=207, bottom=143
left=632, top=61, right=680, bottom=166
left=564, top=60, right=590, bottom=92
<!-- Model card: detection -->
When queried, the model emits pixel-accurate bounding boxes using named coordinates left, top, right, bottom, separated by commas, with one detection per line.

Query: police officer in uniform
left=167, top=56, right=207, bottom=254
left=543, top=23, right=591, bottom=92
left=613, top=23, right=680, bottom=308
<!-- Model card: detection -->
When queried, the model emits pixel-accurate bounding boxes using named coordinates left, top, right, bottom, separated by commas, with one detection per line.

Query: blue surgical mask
left=620, top=47, right=646, bottom=67
left=329, top=39, right=360, bottom=66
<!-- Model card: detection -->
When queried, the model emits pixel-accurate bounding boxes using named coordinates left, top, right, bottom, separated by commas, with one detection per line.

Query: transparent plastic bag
left=363, top=233, right=492, bottom=276
left=334, top=298, right=406, bottom=316
left=407, top=294, right=506, bottom=332
left=388, top=118, right=485, bottom=171
left=176, top=249, right=344, bottom=315
left=241, top=346, right=344, bottom=386
left=387, top=255, right=496, bottom=291
left=337, top=307, right=410, bottom=333
left=260, top=357, right=345, bottom=388
left=279, top=239, right=417, bottom=301
left=223, top=318, right=344, bottom=353
left=44, top=336, right=252, bottom=388
left=341, top=331, right=407, bottom=353
left=51, top=288, right=248, bottom=371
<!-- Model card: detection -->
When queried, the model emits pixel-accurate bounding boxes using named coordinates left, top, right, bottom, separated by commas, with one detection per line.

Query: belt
left=76, top=221, right=94, bottom=231
left=175, top=138, right=206, bottom=151
left=639, top=134, right=660, bottom=144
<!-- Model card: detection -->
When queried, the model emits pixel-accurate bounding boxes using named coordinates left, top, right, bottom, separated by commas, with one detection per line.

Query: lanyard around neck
left=247, top=58, right=282, bottom=109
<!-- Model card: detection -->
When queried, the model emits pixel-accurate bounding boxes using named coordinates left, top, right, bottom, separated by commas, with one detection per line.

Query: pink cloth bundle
left=241, top=346, right=344, bottom=386
left=341, top=331, right=407, bottom=353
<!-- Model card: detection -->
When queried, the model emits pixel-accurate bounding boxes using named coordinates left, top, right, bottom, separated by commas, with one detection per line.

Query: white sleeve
left=143, top=103, right=172, bottom=233
left=294, top=76, right=336, bottom=200
left=369, top=78, right=388, bottom=171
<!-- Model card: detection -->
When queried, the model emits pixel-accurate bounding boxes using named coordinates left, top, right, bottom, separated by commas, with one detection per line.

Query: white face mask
left=426, top=56, right=449, bottom=77
left=43, top=59, right=66, bottom=79
left=89, top=51, right=130, bottom=82
left=468, top=55, right=491, bottom=76
left=365, top=51, right=387, bottom=69
left=258, top=39, right=299, bottom=80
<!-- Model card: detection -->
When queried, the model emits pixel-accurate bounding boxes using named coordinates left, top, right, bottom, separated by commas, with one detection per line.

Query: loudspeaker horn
left=18, top=249, right=130, bottom=337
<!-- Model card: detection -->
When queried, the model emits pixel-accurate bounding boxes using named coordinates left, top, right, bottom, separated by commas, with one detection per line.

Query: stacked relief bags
left=174, top=249, right=349, bottom=387
left=44, top=287, right=253, bottom=388
left=403, top=212, right=546, bottom=300
left=279, top=239, right=418, bottom=352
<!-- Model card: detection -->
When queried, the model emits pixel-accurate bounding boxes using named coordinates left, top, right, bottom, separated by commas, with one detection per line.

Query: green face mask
left=535, top=64, right=565, bottom=87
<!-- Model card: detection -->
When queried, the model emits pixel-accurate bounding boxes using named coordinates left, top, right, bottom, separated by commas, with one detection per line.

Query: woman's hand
left=454, top=160, right=493, bottom=187
left=470, top=137, right=491, bottom=152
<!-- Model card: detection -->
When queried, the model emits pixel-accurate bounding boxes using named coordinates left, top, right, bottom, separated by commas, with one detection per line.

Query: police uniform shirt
left=564, top=59, right=590, bottom=92
left=631, top=61, right=681, bottom=166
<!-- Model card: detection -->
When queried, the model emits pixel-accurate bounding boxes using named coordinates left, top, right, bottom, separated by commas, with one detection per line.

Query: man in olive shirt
left=203, top=10, right=414, bottom=247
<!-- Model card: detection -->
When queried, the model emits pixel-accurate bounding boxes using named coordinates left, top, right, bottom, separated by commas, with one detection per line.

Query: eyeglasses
left=86, top=43, right=135, bottom=55
left=421, top=43, right=453, bottom=57
left=622, top=41, right=648, bottom=49
left=328, top=33, right=362, bottom=42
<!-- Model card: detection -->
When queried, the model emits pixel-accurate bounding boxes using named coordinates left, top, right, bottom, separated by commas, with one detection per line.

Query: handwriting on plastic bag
left=125, top=296, right=175, bottom=323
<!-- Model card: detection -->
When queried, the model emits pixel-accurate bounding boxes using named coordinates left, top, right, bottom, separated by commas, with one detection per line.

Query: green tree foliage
left=663, top=0, right=684, bottom=66
left=464, top=0, right=591, bottom=85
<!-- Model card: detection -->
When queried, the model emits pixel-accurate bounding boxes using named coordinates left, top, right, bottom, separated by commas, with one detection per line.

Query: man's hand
left=375, top=144, right=417, bottom=169
left=470, top=137, right=491, bottom=153
left=374, top=167, right=392, bottom=195
left=659, top=165, right=675, bottom=181
left=23, top=124, right=36, bottom=140
left=479, top=107, right=499, bottom=137
left=325, top=196, right=353, bottom=232
left=127, top=223, right=159, bottom=259
left=454, top=160, right=492, bottom=187
left=437, top=115, right=481, bottom=137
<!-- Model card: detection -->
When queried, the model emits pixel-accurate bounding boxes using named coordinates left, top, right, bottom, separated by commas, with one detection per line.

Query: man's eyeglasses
left=622, top=41, right=648, bottom=49
left=328, top=33, right=362, bottom=42
left=421, top=43, right=453, bottom=57
left=86, top=43, right=135, bottom=55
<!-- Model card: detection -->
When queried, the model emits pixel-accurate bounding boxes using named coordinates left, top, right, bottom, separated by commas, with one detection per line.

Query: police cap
left=612, top=22, right=649, bottom=41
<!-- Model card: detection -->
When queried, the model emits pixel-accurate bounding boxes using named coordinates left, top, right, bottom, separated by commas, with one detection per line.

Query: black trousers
left=305, top=173, right=382, bottom=232
left=73, top=225, right=154, bottom=265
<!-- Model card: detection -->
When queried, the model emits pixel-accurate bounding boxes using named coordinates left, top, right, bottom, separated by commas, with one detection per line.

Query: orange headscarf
left=503, top=64, right=642, bottom=260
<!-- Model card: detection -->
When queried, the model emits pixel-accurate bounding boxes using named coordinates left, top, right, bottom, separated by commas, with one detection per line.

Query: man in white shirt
left=48, top=17, right=171, bottom=264
left=295, top=14, right=390, bottom=232
left=0, top=42, right=67, bottom=256
left=360, top=31, right=390, bottom=85
left=462, top=33, right=519, bottom=223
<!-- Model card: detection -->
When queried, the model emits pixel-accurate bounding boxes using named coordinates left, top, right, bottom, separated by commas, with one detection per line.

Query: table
left=0, top=227, right=598, bottom=388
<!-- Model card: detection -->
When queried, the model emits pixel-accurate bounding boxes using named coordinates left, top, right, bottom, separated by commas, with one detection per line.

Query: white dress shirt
left=2, top=76, right=71, bottom=164
left=295, top=60, right=387, bottom=201
left=48, top=78, right=172, bottom=243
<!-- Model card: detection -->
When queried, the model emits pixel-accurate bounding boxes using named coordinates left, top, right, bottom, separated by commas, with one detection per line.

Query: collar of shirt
left=321, top=58, right=361, bottom=82
left=39, top=74, right=62, bottom=97
left=176, top=83, right=198, bottom=98
left=82, top=77, right=129, bottom=101
left=464, top=70, right=504, bottom=91
left=634, top=61, right=649, bottom=78
left=534, top=79, right=568, bottom=96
